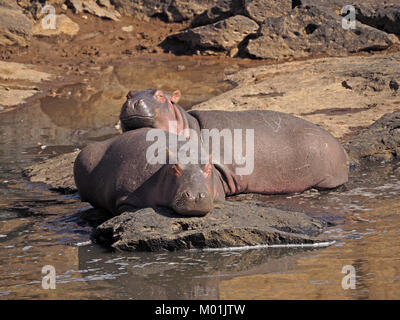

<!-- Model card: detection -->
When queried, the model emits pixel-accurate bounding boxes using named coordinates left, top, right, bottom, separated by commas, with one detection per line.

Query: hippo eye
left=154, top=90, right=166, bottom=103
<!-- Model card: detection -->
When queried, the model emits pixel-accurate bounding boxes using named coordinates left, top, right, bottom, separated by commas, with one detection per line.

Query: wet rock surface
left=22, top=151, right=79, bottom=194
left=93, top=202, right=327, bottom=251
left=344, top=110, right=400, bottom=163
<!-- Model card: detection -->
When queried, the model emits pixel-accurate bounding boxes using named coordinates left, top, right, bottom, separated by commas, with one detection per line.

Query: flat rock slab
left=93, top=201, right=327, bottom=252
left=193, top=53, right=400, bottom=139
left=22, top=151, right=79, bottom=193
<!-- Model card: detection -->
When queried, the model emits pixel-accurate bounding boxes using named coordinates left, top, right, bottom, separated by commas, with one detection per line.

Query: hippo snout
left=122, top=99, right=154, bottom=119
left=172, top=191, right=213, bottom=217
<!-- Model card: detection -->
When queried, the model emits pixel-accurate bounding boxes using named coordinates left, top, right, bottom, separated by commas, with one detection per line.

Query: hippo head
left=120, top=89, right=183, bottom=134
left=161, top=160, right=216, bottom=217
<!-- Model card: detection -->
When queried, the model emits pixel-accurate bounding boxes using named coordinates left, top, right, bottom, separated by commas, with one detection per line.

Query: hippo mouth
left=120, top=114, right=154, bottom=121
left=172, top=192, right=213, bottom=217
left=120, top=114, right=155, bottom=129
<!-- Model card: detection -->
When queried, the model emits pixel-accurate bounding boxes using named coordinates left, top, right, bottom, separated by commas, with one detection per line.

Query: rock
left=67, top=0, right=121, bottom=21
left=190, top=0, right=243, bottom=27
left=111, top=0, right=216, bottom=22
left=245, top=5, right=394, bottom=60
left=244, top=0, right=293, bottom=24
left=344, top=111, right=400, bottom=163
left=23, top=151, right=79, bottom=193
left=298, top=0, right=400, bottom=36
left=356, top=4, right=400, bottom=36
left=121, top=25, right=133, bottom=32
left=163, top=15, right=259, bottom=54
left=193, top=52, right=400, bottom=139
left=0, top=6, right=33, bottom=47
left=93, top=202, right=327, bottom=251
left=32, top=14, right=80, bottom=37
left=0, top=0, right=20, bottom=10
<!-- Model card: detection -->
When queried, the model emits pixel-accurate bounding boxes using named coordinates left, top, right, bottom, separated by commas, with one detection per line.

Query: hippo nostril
left=198, top=192, right=206, bottom=199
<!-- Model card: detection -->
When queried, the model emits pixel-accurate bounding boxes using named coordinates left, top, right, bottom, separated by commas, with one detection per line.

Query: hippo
left=120, top=89, right=199, bottom=136
left=119, top=89, right=349, bottom=195
left=74, top=128, right=225, bottom=217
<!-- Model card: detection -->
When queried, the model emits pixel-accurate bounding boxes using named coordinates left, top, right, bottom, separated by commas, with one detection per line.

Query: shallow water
left=0, top=56, right=400, bottom=299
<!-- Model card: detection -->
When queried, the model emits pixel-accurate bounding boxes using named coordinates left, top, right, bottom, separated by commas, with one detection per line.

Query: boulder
left=190, top=0, right=243, bottom=27
left=93, top=202, right=328, bottom=251
left=66, top=0, right=121, bottom=21
left=298, top=0, right=400, bottom=36
left=163, top=15, right=259, bottom=55
left=244, top=0, right=293, bottom=24
left=344, top=110, right=400, bottom=163
left=245, top=5, right=395, bottom=60
left=32, top=14, right=80, bottom=37
left=0, top=7, right=33, bottom=47
left=111, top=0, right=217, bottom=22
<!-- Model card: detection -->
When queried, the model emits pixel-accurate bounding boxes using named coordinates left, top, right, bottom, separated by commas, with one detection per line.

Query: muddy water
left=1, top=56, right=400, bottom=299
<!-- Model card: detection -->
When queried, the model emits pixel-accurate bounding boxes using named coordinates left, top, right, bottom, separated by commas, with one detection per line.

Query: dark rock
left=245, top=5, right=395, bottom=60
left=0, top=6, right=32, bottom=47
left=163, top=15, right=259, bottom=55
left=94, top=201, right=327, bottom=251
left=298, top=0, right=400, bottom=36
left=344, top=111, right=400, bottom=163
left=190, top=0, right=293, bottom=28
left=190, top=0, right=243, bottom=27
left=356, top=4, right=400, bottom=36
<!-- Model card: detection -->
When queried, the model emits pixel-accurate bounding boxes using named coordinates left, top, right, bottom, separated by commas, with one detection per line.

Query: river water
left=0, top=55, right=399, bottom=299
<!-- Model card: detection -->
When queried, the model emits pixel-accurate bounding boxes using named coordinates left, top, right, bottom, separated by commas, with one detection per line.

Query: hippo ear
left=203, top=154, right=213, bottom=178
left=126, top=90, right=137, bottom=99
left=169, top=90, right=181, bottom=104
left=203, top=164, right=212, bottom=179
left=171, top=164, right=183, bottom=177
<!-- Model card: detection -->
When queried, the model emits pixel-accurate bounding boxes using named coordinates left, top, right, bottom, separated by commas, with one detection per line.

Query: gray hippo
left=119, top=89, right=349, bottom=195
left=74, top=128, right=224, bottom=217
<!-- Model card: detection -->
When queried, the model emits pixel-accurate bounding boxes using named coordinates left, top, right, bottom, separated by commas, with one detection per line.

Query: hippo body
left=190, top=109, right=349, bottom=195
left=74, top=128, right=224, bottom=216
left=119, top=89, right=349, bottom=196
